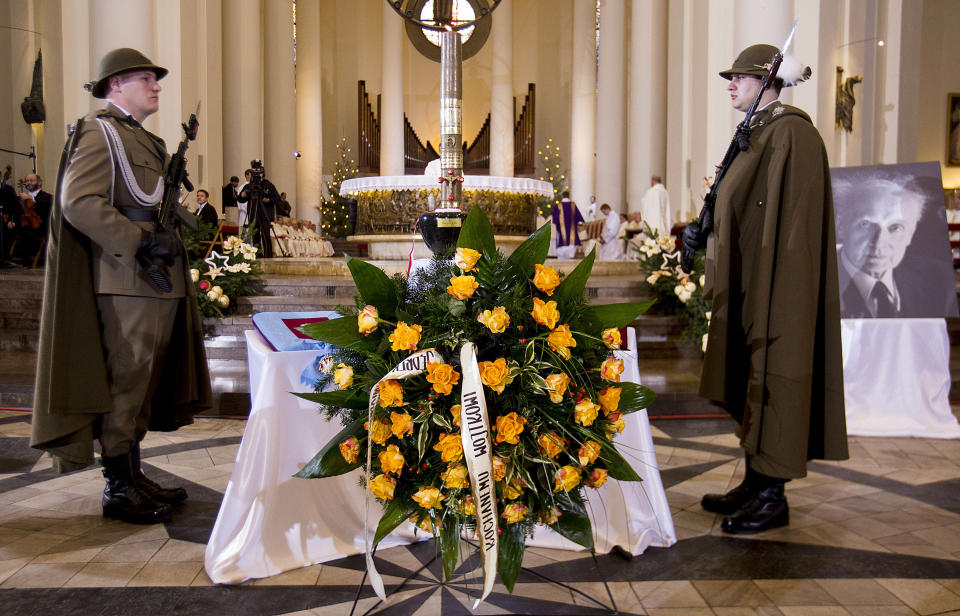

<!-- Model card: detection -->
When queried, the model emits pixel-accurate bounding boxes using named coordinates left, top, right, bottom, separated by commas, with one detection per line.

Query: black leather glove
left=136, top=230, right=180, bottom=267
left=681, top=207, right=713, bottom=273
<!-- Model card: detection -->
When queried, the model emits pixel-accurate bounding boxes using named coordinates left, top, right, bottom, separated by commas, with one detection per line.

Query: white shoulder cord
left=95, top=117, right=164, bottom=207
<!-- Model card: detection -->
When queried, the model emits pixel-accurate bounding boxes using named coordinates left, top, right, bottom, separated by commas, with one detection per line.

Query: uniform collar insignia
left=772, top=106, right=784, bottom=116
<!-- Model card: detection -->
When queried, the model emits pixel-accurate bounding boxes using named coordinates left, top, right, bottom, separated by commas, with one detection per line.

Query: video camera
left=249, top=159, right=265, bottom=186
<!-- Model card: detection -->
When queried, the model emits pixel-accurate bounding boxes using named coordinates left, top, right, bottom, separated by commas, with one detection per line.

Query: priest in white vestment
left=638, top=174, right=672, bottom=239
left=597, top=203, right=623, bottom=260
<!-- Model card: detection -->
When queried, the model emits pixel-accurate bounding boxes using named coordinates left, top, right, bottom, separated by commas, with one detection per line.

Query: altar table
left=204, top=327, right=676, bottom=585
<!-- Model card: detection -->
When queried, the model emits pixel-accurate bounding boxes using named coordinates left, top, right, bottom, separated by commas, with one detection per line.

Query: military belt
left=118, top=207, right=159, bottom=222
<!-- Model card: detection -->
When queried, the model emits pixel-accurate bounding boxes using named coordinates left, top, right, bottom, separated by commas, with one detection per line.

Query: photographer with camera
left=236, top=160, right=280, bottom=258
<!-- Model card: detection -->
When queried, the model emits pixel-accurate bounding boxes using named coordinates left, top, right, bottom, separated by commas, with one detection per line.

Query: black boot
left=102, top=453, right=173, bottom=525
left=131, top=442, right=188, bottom=505
left=701, top=455, right=757, bottom=515
left=721, top=482, right=789, bottom=534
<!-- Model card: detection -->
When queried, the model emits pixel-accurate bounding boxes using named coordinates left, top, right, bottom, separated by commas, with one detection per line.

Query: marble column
left=295, top=0, right=323, bottom=221
left=595, top=0, right=626, bottom=215
left=489, top=0, right=514, bottom=177
left=264, top=0, right=297, bottom=207
left=569, top=0, right=597, bottom=213
left=222, top=0, right=263, bottom=181
left=380, top=3, right=404, bottom=176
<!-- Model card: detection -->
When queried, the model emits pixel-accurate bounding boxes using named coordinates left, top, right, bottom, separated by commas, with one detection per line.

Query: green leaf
left=457, top=206, right=496, bottom=257
left=555, top=247, right=595, bottom=305
left=294, top=420, right=365, bottom=479
left=416, top=422, right=431, bottom=462
left=373, top=497, right=418, bottom=546
left=293, top=389, right=369, bottom=410
left=497, top=520, right=526, bottom=592
left=598, top=442, right=643, bottom=482
left=617, top=382, right=657, bottom=415
left=448, top=297, right=466, bottom=316
left=300, top=318, right=376, bottom=352
left=431, top=413, right=453, bottom=431
left=507, top=222, right=551, bottom=277
left=580, top=300, right=656, bottom=334
left=439, top=516, right=461, bottom=581
left=549, top=491, right=595, bottom=550
left=346, top=255, right=398, bottom=320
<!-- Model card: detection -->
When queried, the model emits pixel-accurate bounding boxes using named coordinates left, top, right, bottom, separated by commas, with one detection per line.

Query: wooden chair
left=199, top=221, right=227, bottom=258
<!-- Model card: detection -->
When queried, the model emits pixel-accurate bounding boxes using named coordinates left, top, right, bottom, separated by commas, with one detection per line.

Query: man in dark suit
left=194, top=189, right=218, bottom=226
left=221, top=176, right=239, bottom=213
left=13, top=173, right=52, bottom=263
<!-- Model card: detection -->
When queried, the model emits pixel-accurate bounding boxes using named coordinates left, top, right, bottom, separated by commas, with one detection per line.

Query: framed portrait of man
left=949, top=93, right=960, bottom=167
left=832, top=161, right=959, bottom=319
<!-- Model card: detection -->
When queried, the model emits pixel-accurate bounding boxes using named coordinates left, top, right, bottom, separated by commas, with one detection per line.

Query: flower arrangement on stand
left=188, top=235, right=262, bottom=318
left=633, top=229, right=712, bottom=351
left=536, top=138, right=569, bottom=217
left=295, top=207, right=655, bottom=599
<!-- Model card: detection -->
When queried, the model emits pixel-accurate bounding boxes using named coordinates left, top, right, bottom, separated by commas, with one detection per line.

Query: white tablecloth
left=841, top=319, right=960, bottom=438
left=204, top=328, right=675, bottom=585
left=340, top=175, right=554, bottom=198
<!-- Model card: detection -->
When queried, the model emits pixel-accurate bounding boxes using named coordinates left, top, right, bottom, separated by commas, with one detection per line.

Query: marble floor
left=2, top=410, right=960, bottom=615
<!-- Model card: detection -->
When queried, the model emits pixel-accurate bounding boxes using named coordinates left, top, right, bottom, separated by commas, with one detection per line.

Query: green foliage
left=294, top=420, right=365, bottom=479
left=320, top=137, right=359, bottom=238
left=536, top=138, right=568, bottom=217
left=182, top=222, right=262, bottom=318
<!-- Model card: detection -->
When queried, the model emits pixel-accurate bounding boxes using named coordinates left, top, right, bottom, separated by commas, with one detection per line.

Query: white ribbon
left=364, top=348, right=443, bottom=601
left=459, top=342, right=498, bottom=608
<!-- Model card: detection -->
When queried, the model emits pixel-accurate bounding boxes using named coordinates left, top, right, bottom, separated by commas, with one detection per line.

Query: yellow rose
left=461, top=496, right=477, bottom=516
left=501, top=502, right=529, bottom=524
left=492, top=456, right=508, bottom=482
left=447, top=275, right=479, bottom=300
left=478, top=306, right=510, bottom=333
left=389, top=322, right=422, bottom=352
left=369, top=474, right=396, bottom=500
left=366, top=417, right=393, bottom=445
left=586, top=468, right=609, bottom=489
left=441, top=464, right=469, bottom=489
left=530, top=297, right=560, bottom=330
left=574, top=398, right=600, bottom=426
left=547, top=324, right=576, bottom=360
left=426, top=361, right=461, bottom=395
left=433, top=432, right=464, bottom=462
left=378, top=380, right=404, bottom=408
left=502, top=479, right=524, bottom=500
left=450, top=404, right=461, bottom=427
left=454, top=247, right=482, bottom=272
left=553, top=465, right=581, bottom=493
left=390, top=411, right=414, bottom=439
left=493, top=411, right=527, bottom=445
left=538, top=433, right=564, bottom=459
left=333, top=363, right=354, bottom=390
left=539, top=506, right=562, bottom=525
left=478, top=357, right=514, bottom=394
left=599, top=387, right=621, bottom=414
left=601, top=357, right=624, bottom=382
left=532, top=263, right=561, bottom=296
left=412, top=486, right=445, bottom=509
left=578, top=440, right=602, bottom=466
left=605, top=417, right=626, bottom=438
left=379, top=444, right=405, bottom=475
left=338, top=437, right=360, bottom=464
left=544, top=372, right=571, bottom=404
left=415, top=515, right=438, bottom=533
left=358, top=305, right=379, bottom=335
left=601, top=328, right=622, bottom=349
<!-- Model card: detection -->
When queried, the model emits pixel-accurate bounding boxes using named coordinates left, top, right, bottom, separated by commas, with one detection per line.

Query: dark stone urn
left=419, top=207, right=467, bottom=256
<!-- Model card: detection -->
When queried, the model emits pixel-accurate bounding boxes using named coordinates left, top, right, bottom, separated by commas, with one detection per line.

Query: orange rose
left=378, top=380, right=404, bottom=407
left=426, top=361, right=460, bottom=395
left=447, top=275, right=479, bottom=300
left=538, top=433, right=564, bottom=459
left=491, top=455, right=508, bottom=482
left=530, top=297, right=560, bottom=330
left=599, top=387, right=621, bottom=414
left=586, top=468, right=609, bottom=489
left=493, top=411, right=527, bottom=445
left=369, top=474, right=396, bottom=500
left=605, top=417, right=626, bottom=437
left=600, top=357, right=624, bottom=382
left=333, top=363, right=354, bottom=390
left=547, top=324, right=576, bottom=360
left=390, top=411, right=414, bottom=439
left=366, top=417, right=393, bottom=445
left=441, top=464, right=469, bottom=489
left=477, top=306, right=510, bottom=333
left=412, top=486, right=444, bottom=509
left=574, top=398, right=600, bottom=426
left=601, top=328, right=622, bottom=349
left=553, top=465, right=581, bottom=493
left=379, top=444, right=405, bottom=475
left=454, top=247, right=482, bottom=272
left=433, top=432, right=464, bottom=462
left=339, top=437, right=360, bottom=464
left=533, top=263, right=561, bottom=296
left=578, top=440, right=602, bottom=466
left=502, top=502, right=529, bottom=524
left=544, top=372, right=571, bottom=404
left=478, top=357, right=514, bottom=394
left=450, top=404, right=461, bottom=427
left=358, top=305, right=379, bottom=335
left=539, top=506, right=562, bottom=525
left=389, top=322, right=422, bottom=352
left=461, top=495, right=477, bottom=516
left=502, top=479, right=524, bottom=500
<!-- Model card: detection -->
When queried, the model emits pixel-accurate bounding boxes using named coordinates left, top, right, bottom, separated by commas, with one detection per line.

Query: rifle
left=142, top=102, right=201, bottom=292
left=681, top=23, right=797, bottom=274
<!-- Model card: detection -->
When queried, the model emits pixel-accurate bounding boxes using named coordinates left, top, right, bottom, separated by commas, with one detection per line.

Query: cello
left=17, top=177, right=43, bottom=230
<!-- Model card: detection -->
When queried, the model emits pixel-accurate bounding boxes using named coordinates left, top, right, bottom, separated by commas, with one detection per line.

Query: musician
left=8, top=173, right=51, bottom=263
left=0, top=174, right=18, bottom=267
left=693, top=44, right=847, bottom=534
left=30, top=48, right=211, bottom=525
left=19, top=173, right=52, bottom=225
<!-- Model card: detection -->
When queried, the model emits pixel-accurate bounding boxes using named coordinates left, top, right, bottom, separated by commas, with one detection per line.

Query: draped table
left=204, top=327, right=676, bottom=585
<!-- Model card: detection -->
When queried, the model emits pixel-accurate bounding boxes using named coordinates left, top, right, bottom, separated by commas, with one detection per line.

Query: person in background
left=194, top=189, right=218, bottom=227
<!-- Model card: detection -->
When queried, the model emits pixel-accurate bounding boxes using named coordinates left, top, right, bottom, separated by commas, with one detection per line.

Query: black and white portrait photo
left=832, top=161, right=959, bottom=319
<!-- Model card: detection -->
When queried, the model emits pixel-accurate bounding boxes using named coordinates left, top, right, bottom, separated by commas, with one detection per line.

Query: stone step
left=0, top=328, right=38, bottom=352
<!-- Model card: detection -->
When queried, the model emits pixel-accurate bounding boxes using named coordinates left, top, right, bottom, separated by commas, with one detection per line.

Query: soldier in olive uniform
left=687, top=45, right=848, bottom=534
left=31, top=48, right=211, bottom=524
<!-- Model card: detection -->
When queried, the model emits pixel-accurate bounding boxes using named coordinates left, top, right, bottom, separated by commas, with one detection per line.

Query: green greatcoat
left=30, top=107, right=212, bottom=473
left=701, top=103, right=848, bottom=479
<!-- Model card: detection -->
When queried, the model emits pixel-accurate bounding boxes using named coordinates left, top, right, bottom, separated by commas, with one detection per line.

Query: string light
left=319, top=137, right=359, bottom=237
left=537, top=138, right=569, bottom=217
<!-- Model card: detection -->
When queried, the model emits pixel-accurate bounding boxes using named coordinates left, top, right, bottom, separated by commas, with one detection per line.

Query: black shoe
left=701, top=482, right=755, bottom=515
left=131, top=442, right=188, bottom=505
left=721, top=484, right=789, bottom=534
left=101, top=453, right=173, bottom=525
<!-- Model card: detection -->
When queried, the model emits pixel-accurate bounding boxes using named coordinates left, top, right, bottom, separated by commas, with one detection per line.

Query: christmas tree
left=537, top=137, right=568, bottom=217
left=320, top=138, right=359, bottom=237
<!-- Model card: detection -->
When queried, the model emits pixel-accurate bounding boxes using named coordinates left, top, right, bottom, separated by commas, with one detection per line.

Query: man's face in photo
left=845, top=195, right=921, bottom=279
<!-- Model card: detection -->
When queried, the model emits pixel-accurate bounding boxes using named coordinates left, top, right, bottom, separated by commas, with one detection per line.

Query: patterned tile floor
left=2, top=410, right=960, bottom=615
